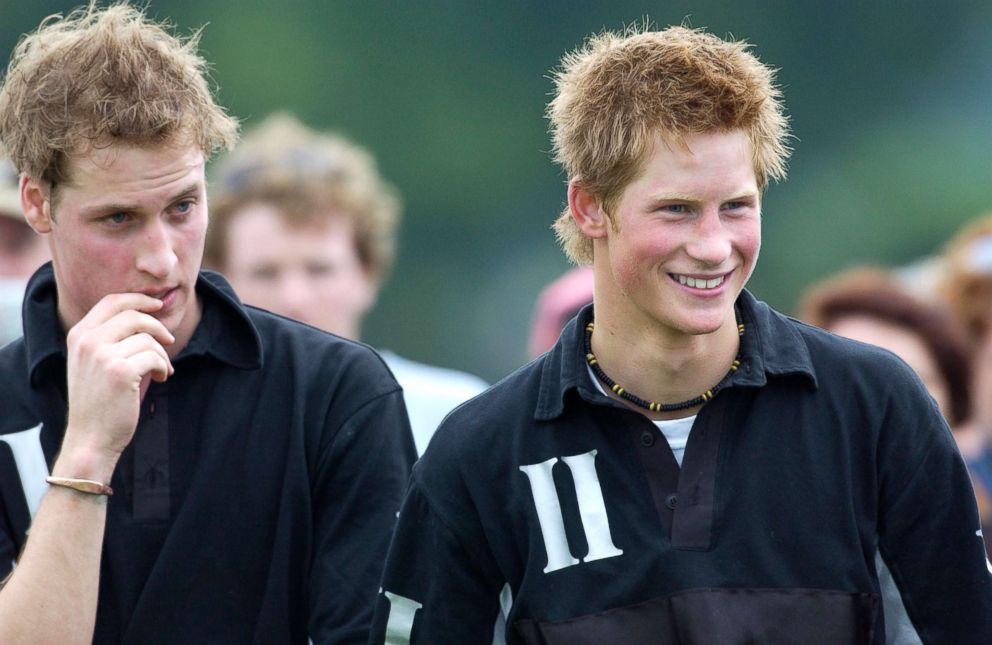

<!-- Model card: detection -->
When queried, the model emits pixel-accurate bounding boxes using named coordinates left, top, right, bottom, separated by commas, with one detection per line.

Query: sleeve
left=0, top=443, right=30, bottom=579
left=875, top=370, right=992, bottom=643
left=367, top=463, right=505, bottom=644
left=308, top=387, right=418, bottom=645
left=0, top=519, right=15, bottom=581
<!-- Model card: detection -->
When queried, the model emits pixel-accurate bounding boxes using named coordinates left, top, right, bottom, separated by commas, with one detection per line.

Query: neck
left=166, top=293, right=202, bottom=358
left=589, top=309, right=740, bottom=418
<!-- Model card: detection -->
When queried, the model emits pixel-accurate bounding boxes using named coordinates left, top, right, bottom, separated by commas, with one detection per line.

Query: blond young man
left=0, top=5, right=414, bottom=643
left=206, top=114, right=487, bottom=455
left=369, top=27, right=992, bottom=643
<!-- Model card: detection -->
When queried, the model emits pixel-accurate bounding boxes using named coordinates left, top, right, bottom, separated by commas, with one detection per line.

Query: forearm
left=0, top=485, right=107, bottom=643
left=0, top=443, right=117, bottom=643
left=0, top=292, right=167, bottom=641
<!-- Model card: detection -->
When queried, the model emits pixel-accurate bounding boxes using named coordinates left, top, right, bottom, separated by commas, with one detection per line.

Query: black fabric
left=515, top=587, right=878, bottom=645
left=0, top=443, right=29, bottom=567
left=0, top=263, right=417, bottom=644
left=130, top=383, right=171, bottom=522
left=370, top=291, right=992, bottom=644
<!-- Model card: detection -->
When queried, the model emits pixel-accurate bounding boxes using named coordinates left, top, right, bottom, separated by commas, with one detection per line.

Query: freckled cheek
left=735, top=223, right=762, bottom=270
left=611, top=244, right=663, bottom=293
left=177, top=223, right=207, bottom=267
left=58, top=239, right=133, bottom=313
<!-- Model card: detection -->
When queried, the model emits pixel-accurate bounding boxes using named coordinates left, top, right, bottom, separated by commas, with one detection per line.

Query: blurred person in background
left=798, top=267, right=991, bottom=553
left=370, top=25, right=992, bottom=643
left=939, top=214, right=992, bottom=553
left=0, top=157, right=49, bottom=343
left=207, top=113, right=487, bottom=456
left=799, top=267, right=972, bottom=434
left=0, top=5, right=414, bottom=642
left=527, top=265, right=593, bottom=359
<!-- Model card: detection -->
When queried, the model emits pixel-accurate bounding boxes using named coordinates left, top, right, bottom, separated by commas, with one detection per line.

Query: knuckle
left=66, top=324, right=86, bottom=347
left=107, top=361, right=132, bottom=382
left=73, top=333, right=95, bottom=355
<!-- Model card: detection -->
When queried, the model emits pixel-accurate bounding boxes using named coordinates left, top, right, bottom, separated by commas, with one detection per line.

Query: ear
left=358, top=267, right=382, bottom=317
left=20, top=175, right=53, bottom=234
left=567, top=179, right=608, bottom=240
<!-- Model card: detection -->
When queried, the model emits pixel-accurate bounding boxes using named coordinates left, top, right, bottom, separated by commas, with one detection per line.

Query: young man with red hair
left=370, top=26, right=992, bottom=643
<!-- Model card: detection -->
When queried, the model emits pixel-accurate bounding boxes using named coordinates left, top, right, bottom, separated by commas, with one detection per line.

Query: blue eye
left=722, top=199, right=756, bottom=211
left=107, top=212, right=129, bottom=225
left=665, top=204, right=686, bottom=213
left=175, top=200, right=193, bottom=214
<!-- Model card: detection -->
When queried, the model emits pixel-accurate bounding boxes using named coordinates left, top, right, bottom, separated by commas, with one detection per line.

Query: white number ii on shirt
left=519, top=449, right=623, bottom=573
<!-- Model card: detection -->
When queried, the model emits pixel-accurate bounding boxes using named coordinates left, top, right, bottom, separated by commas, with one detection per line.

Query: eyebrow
left=648, top=189, right=759, bottom=204
left=81, top=181, right=203, bottom=217
left=649, top=192, right=700, bottom=203
left=168, top=182, right=203, bottom=203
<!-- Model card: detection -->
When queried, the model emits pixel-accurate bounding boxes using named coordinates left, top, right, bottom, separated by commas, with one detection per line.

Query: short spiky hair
left=0, top=2, right=238, bottom=185
left=206, top=113, right=401, bottom=280
left=548, top=25, right=791, bottom=264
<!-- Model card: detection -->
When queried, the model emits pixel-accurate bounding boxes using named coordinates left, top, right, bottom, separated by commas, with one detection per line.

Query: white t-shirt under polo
left=587, top=364, right=696, bottom=466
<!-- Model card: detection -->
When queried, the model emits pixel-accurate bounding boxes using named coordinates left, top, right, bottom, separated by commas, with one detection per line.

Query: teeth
left=674, top=274, right=724, bottom=290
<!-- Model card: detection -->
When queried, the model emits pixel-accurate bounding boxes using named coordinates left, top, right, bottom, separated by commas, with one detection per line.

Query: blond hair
left=206, top=113, right=400, bottom=280
left=0, top=2, right=238, bottom=185
left=548, top=25, right=791, bottom=264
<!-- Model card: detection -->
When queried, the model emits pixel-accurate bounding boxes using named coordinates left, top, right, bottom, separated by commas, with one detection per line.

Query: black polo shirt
left=370, top=291, right=992, bottom=644
left=0, top=263, right=416, bottom=644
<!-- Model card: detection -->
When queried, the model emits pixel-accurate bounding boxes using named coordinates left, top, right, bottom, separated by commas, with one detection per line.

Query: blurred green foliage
left=2, top=0, right=991, bottom=381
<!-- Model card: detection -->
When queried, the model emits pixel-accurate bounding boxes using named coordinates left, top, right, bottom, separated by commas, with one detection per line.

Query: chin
left=669, top=312, right=729, bottom=336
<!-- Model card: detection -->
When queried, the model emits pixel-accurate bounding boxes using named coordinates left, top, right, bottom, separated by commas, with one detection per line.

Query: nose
left=278, top=270, right=313, bottom=324
left=685, top=207, right=731, bottom=267
left=135, top=219, right=178, bottom=279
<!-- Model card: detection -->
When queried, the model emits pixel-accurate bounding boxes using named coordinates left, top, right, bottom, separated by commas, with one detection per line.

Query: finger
left=139, top=374, right=152, bottom=403
left=112, top=332, right=174, bottom=376
left=84, top=309, right=175, bottom=347
left=125, top=349, right=172, bottom=387
left=73, top=292, right=167, bottom=332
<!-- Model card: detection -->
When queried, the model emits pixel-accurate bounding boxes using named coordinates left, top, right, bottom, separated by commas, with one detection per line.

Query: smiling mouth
left=670, top=273, right=727, bottom=290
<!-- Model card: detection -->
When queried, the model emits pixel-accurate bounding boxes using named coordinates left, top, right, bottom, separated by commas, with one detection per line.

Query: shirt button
left=666, top=494, right=678, bottom=510
left=640, top=431, right=655, bottom=447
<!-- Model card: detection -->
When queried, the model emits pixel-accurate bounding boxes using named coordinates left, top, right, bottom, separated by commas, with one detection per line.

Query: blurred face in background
left=220, top=201, right=377, bottom=340
left=0, top=210, right=51, bottom=344
left=0, top=213, right=49, bottom=279
left=828, top=314, right=951, bottom=419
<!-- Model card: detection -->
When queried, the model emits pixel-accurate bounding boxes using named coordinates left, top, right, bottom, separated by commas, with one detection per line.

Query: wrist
left=52, top=437, right=121, bottom=485
left=46, top=476, right=114, bottom=497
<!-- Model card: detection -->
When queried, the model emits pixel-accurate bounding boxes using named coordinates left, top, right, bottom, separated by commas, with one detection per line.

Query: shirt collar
left=24, top=263, right=262, bottom=387
left=534, top=289, right=818, bottom=421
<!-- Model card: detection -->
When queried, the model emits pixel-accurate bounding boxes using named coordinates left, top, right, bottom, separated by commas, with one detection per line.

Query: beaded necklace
left=584, top=319, right=745, bottom=412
